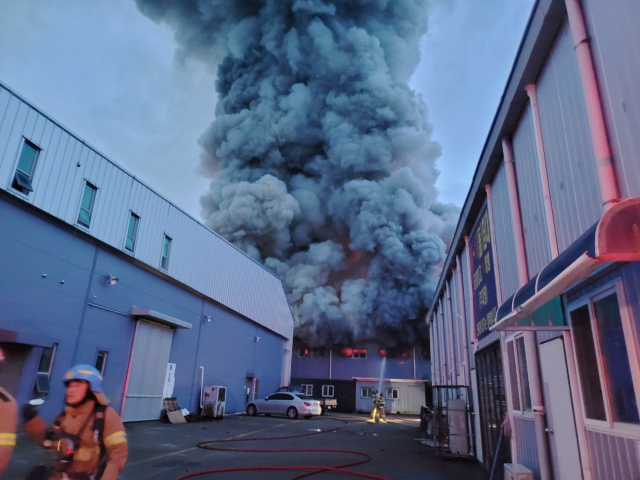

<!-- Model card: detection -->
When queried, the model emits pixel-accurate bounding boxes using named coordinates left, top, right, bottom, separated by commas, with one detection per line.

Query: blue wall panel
left=0, top=194, right=289, bottom=420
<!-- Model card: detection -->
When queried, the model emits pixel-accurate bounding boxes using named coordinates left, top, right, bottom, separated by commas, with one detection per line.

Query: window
left=505, top=335, right=532, bottom=413
left=322, top=385, right=334, bottom=397
left=124, top=212, right=139, bottom=252
left=361, top=387, right=373, bottom=398
left=297, top=347, right=310, bottom=357
left=386, top=388, right=399, bottom=400
left=160, top=235, right=172, bottom=270
left=12, top=139, right=40, bottom=195
left=77, top=182, right=97, bottom=227
left=301, top=384, right=313, bottom=396
left=352, top=349, right=367, bottom=358
left=95, top=350, right=108, bottom=376
left=34, top=344, right=57, bottom=396
left=571, top=287, right=639, bottom=425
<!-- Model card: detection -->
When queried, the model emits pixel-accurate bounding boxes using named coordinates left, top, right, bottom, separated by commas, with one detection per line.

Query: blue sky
left=0, top=0, right=534, bottom=218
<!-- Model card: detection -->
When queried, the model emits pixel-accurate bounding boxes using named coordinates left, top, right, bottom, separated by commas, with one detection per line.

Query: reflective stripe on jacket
left=0, top=386, right=18, bottom=473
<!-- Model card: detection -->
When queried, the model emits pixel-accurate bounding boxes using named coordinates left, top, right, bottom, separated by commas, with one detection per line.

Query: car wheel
left=287, top=407, right=298, bottom=419
left=246, top=404, right=257, bottom=416
left=304, top=415, right=312, bottom=419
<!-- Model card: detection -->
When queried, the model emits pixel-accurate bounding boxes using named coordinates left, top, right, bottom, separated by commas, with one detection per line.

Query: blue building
left=0, top=81, right=294, bottom=422
left=291, top=341, right=431, bottom=414
left=428, top=0, right=640, bottom=479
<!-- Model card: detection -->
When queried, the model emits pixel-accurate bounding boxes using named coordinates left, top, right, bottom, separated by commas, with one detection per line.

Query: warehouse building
left=428, top=0, right=640, bottom=479
left=291, top=341, right=431, bottom=414
left=0, top=81, right=294, bottom=422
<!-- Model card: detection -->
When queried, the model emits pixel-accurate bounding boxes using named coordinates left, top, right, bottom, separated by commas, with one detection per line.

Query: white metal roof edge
left=0, top=80, right=284, bottom=284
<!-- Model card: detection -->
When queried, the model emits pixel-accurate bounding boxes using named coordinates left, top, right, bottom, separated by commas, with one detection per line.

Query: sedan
left=246, top=392, right=322, bottom=419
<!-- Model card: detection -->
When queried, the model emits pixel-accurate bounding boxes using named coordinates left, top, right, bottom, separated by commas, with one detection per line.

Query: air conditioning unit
left=202, top=386, right=226, bottom=419
left=448, top=398, right=469, bottom=455
left=504, top=463, right=533, bottom=480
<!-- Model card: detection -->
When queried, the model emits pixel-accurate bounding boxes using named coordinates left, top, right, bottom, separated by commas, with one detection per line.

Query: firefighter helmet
left=64, top=365, right=104, bottom=392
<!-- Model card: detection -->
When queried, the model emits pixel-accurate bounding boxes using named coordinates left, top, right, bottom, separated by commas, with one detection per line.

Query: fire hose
left=176, top=417, right=389, bottom=480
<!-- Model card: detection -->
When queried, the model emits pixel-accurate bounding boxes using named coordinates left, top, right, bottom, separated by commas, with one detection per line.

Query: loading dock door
left=122, top=320, right=173, bottom=422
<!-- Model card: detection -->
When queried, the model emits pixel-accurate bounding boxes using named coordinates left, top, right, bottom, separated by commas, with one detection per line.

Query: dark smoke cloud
left=135, top=0, right=459, bottom=347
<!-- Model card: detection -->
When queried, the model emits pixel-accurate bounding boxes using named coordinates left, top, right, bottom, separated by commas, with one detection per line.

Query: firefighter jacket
left=24, top=399, right=128, bottom=480
left=0, top=386, right=18, bottom=473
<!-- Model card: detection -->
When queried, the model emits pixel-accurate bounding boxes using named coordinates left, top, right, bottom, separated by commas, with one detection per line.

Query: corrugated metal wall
left=583, top=0, right=640, bottom=200
left=535, top=20, right=602, bottom=253
left=587, top=430, right=639, bottom=480
left=513, top=416, right=541, bottom=479
left=490, top=163, right=520, bottom=300
left=512, top=105, right=553, bottom=277
left=0, top=83, right=293, bottom=340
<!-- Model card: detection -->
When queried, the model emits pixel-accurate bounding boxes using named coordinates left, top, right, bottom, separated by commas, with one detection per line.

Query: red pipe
left=178, top=417, right=390, bottom=480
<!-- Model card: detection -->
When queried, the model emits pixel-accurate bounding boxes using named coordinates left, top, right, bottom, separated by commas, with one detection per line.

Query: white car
left=246, top=392, right=322, bottom=419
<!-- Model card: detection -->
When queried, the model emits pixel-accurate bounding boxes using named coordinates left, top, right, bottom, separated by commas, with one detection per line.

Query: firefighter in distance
left=369, top=390, right=387, bottom=423
left=23, top=364, right=128, bottom=480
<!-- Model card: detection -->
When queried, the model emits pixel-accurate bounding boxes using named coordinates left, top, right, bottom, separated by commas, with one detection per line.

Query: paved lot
left=4, top=413, right=488, bottom=480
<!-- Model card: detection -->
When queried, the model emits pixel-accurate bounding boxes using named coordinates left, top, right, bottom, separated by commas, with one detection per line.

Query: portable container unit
left=202, top=386, right=227, bottom=419
left=289, top=378, right=356, bottom=413
left=354, top=378, right=426, bottom=414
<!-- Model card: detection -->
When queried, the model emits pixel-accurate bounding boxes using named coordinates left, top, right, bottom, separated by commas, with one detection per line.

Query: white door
left=122, top=321, right=173, bottom=422
left=540, top=338, right=582, bottom=480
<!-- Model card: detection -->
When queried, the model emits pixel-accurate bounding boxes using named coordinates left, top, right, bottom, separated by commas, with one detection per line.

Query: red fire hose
left=176, top=417, right=389, bottom=480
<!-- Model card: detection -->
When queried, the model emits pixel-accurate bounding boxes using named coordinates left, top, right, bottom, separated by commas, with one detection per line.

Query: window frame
left=124, top=211, right=140, bottom=253
left=95, top=350, right=108, bottom=376
left=322, top=385, right=334, bottom=397
left=505, top=333, right=533, bottom=417
left=76, top=181, right=98, bottom=229
left=352, top=349, right=367, bottom=359
left=11, top=137, right=42, bottom=197
left=361, top=387, right=373, bottom=398
left=301, top=384, right=313, bottom=396
left=567, top=279, right=640, bottom=434
left=160, top=234, right=172, bottom=271
left=34, top=343, right=57, bottom=397
left=385, top=388, right=399, bottom=400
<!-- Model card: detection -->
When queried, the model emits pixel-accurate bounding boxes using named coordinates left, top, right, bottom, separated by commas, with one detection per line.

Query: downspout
left=329, top=348, right=332, bottom=380
left=413, top=345, right=416, bottom=380
left=464, top=236, right=478, bottom=349
left=455, top=256, right=471, bottom=388
left=445, top=284, right=458, bottom=382
left=429, top=322, right=435, bottom=383
left=502, top=138, right=552, bottom=480
left=565, top=0, right=620, bottom=212
left=525, top=84, right=560, bottom=258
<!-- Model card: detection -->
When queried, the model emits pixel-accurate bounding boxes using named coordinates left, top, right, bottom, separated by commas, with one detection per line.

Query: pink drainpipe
left=565, top=0, right=620, bottom=211
left=502, top=137, right=551, bottom=480
left=525, top=84, right=560, bottom=259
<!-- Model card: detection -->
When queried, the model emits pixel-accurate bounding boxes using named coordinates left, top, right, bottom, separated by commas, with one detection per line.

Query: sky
left=0, top=0, right=534, bottom=220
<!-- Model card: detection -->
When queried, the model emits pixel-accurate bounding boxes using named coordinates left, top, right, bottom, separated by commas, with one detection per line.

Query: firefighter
left=22, top=364, right=128, bottom=480
left=376, top=392, right=387, bottom=422
left=0, top=347, right=18, bottom=473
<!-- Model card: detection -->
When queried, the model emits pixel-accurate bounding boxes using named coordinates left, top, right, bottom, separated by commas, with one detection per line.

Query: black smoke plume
left=135, top=0, right=458, bottom=347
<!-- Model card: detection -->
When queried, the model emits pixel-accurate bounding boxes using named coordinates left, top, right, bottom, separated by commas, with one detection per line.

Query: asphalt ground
left=3, top=413, right=488, bottom=480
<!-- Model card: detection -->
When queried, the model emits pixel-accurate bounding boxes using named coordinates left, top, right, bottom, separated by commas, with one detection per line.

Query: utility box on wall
left=202, top=386, right=227, bottom=419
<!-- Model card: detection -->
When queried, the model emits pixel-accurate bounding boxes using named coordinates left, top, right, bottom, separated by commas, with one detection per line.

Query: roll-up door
left=475, top=342, right=510, bottom=479
left=122, top=320, right=173, bottom=422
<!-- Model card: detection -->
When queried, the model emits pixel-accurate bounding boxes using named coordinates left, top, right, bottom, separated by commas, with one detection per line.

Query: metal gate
left=475, top=342, right=510, bottom=479
left=122, top=320, right=173, bottom=422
